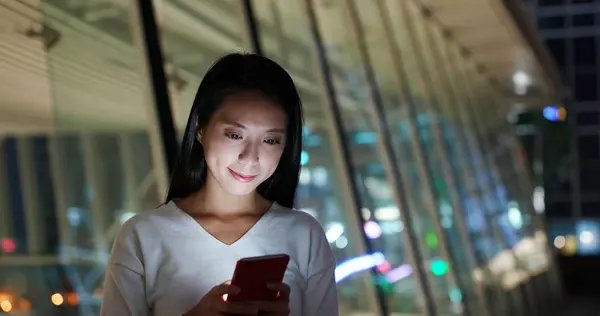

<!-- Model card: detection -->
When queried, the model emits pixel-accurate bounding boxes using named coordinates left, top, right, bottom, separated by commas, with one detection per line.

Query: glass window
left=0, top=0, right=164, bottom=314
left=251, top=1, right=380, bottom=313
left=546, top=202, right=573, bottom=218
left=574, top=73, right=598, bottom=101
left=538, top=0, right=565, bottom=5
left=578, top=135, right=600, bottom=159
left=391, top=3, right=488, bottom=314
left=545, top=39, right=567, bottom=67
left=359, top=1, right=473, bottom=314
left=542, top=121, right=572, bottom=195
left=581, top=203, right=600, bottom=217
left=538, top=16, right=565, bottom=29
left=156, top=0, right=250, bottom=133
left=572, top=14, right=595, bottom=27
left=442, top=49, right=536, bottom=313
left=580, top=162, right=600, bottom=191
left=313, top=2, right=431, bottom=314
left=573, top=37, right=596, bottom=66
left=577, top=112, right=600, bottom=126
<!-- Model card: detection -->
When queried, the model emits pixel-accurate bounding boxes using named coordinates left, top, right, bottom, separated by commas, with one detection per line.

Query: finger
left=212, top=300, right=259, bottom=315
left=209, top=283, right=240, bottom=297
left=267, top=283, right=291, bottom=300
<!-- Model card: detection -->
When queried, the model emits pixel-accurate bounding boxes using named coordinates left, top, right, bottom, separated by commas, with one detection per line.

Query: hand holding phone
left=182, top=281, right=258, bottom=316
left=227, top=254, right=290, bottom=302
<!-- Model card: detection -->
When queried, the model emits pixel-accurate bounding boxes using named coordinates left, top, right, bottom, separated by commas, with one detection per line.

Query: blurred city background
left=0, top=0, right=598, bottom=315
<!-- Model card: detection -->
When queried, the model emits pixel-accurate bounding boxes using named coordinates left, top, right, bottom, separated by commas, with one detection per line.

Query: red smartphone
left=227, top=254, right=290, bottom=302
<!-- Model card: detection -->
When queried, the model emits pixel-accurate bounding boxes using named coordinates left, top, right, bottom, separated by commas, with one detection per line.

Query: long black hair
left=165, top=53, right=303, bottom=208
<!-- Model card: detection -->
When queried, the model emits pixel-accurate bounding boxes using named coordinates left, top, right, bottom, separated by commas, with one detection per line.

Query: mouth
left=228, top=168, right=257, bottom=183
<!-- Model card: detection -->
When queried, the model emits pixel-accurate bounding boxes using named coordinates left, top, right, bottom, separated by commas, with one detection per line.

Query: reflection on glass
left=157, top=0, right=249, bottom=132
left=313, top=1, right=428, bottom=314
left=252, top=0, right=378, bottom=313
left=398, top=3, right=486, bottom=313
left=369, top=0, right=474, bottom=314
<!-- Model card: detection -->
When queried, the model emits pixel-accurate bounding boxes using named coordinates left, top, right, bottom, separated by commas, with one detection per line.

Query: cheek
left=260, top=148, right=284, bottom=172
left=203, top=140, right=239, bottom=165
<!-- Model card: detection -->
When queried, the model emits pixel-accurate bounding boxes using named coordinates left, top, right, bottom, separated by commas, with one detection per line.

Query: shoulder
left=269, top=204, right=327, bottom=237
left=109, top=203, right=179, bottom=269
left=269, top=204, right=336, bottom=271
left=116, top=202, right=183, bottom=240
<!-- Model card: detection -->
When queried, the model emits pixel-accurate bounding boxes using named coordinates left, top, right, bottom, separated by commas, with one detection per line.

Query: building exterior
left=0, top=0, right=562, bottom=315
left=524, top=0, right=600, bottom=254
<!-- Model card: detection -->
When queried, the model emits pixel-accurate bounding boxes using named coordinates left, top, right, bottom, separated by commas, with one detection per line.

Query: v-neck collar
left=168, top=200, right=276, bottom=247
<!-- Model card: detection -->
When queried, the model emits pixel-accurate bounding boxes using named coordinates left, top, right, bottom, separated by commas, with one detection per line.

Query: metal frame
left=392, top=1, right=495, bottom=314
left=302, top=0, right=388, bottom=314
left=416, top=12, right=513, bottom=316
left=449, top=46, right=537, bottom=316
left=434, top=33, right=523, bottom=316
left=467, top=76, right=542, bottom=316
left=0, top=138, right=12, bottom=240
left=482, top=84, right=564, bottom=308
left=135, top=0, right=179, bottom=187
left=343, top=0, right=443, bottom=315
left=47, top=136, right=71, bottom=253
left=241, top=0, right=263, bottom=55
left=80, top=134, right=111, bottom=254
left=119, top=133, right=143, bottom=213
left=370, top=0, right=480, bottom=315
left=16, top=137, right=44, bottom=254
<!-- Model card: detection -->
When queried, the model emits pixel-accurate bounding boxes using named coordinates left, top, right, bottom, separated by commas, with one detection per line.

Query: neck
left=188, top=174, right=262, bottom=214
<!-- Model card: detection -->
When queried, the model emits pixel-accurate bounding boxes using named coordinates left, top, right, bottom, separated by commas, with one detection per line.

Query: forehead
left=214, top=91, right=287, bottom=127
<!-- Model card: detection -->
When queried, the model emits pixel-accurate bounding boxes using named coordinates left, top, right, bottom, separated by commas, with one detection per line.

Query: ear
left=196, top=129, right=203, bottom=144
left=195, top=120, right=203, bottom=144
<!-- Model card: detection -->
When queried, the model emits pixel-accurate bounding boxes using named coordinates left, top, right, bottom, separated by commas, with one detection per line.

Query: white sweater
left=100, top=201, right=339, bottom=316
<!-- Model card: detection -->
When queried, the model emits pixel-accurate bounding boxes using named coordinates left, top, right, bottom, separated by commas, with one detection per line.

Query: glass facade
left=0, top=0, right=560, bottom=315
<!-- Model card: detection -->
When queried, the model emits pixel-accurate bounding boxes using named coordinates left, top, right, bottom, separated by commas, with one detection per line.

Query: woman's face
left=199, top=91, right=287, bottom=196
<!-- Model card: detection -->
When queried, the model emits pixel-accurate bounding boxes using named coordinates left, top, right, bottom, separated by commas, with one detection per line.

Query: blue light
left=335, top=252, right=385, bottom=283
left=304, top=135, right=322, bottom=147
left=300, top=151, right=310, bottom=166
left=543, top=106, right=559, bottom=121
left=354, top=131, right=377, bottom=145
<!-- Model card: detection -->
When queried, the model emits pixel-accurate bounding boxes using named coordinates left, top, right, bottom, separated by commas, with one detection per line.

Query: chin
left=224, top=182, right=259, bottom=196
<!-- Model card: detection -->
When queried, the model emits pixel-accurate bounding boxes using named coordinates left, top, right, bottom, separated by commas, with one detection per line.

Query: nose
left=238, top=141, right=259, bottom=165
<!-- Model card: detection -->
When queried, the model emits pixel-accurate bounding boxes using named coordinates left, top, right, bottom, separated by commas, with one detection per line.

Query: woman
left=100, top=53, right=338, bottom=316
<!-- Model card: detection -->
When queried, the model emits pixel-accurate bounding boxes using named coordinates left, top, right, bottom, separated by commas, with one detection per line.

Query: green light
left=376, top=274, right=394, bottom=294
left=430, top=259, right=448, bottom=276
left=425, top=232, right=439, bottom=248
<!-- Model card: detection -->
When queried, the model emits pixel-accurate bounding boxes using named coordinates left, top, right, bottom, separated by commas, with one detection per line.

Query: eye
left=264, top=138, right=281, bottom=146
left=225, top=132, right=242, bottom=140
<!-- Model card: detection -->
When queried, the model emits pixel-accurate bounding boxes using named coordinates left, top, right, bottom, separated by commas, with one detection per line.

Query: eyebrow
left=226, top=122, right=285, bottom=133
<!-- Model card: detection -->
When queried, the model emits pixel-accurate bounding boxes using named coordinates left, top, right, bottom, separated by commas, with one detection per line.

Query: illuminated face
left=199, top=91, right=287, bottom=196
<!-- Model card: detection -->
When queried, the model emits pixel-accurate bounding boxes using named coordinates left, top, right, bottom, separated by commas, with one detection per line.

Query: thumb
left=210, top=281, right=239, bottom=297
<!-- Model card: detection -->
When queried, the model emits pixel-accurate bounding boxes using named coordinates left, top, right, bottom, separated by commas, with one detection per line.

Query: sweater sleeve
left=100, top=220, right=151, bottom=316
left=302, top=218, right=339, bottom=316
left=303, top=259, right=338, bottom=316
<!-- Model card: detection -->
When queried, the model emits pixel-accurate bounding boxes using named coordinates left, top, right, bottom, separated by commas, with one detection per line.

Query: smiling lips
left=228, top=168, right=257, bottom=183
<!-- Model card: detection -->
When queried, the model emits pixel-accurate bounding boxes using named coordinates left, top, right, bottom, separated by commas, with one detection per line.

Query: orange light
left=66, top=292, right=79, bottom=305
left=561, top=235, right=578, bottom=256
left=0, top=292, right=11, bottom=302
left=557, top=107, right=567, bottom=121
left=51, top=293, right=64, bottom=306
left=0, top=300, right=12, bottom=312
left=19, top=299, right=31, bottom=311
